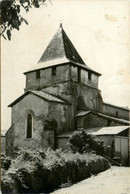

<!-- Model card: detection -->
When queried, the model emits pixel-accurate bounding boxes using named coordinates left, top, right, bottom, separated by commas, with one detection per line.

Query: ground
left=51, top=167, right=130, bottom=194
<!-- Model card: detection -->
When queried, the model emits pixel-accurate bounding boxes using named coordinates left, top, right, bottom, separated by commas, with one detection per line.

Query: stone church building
left=6, top=25, right=130, bottom=162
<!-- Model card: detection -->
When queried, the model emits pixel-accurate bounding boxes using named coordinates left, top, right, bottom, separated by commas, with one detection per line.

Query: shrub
left=1, top=148, right=110, bottom=194
left=1, top=172, right=16, bottom=193
left=69, top=130, right=105, bottom=155
left=1, top=154, right=12, bottom=170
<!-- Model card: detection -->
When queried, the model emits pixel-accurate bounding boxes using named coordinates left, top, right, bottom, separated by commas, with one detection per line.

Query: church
left=6, top=24, right=130, bottom=163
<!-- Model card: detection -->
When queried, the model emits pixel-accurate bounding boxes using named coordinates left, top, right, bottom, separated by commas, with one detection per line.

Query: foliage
left=60, top=177, right=72, bottom=189
left=1, top=148, right=110, bottom=194
left=0, top=0, right=46, bottom=40
left=15, top=147, right=46, bottom=160
left=1, top=154, right=13, bottom=170
left=69, top=130, right=105, bottom=155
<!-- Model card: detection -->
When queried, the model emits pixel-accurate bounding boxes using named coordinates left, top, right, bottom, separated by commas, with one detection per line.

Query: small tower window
left=116, top=111, right=118, bottom=117
left=36, top=70, right=40, bottom=79
left=52, top=66, right=56, bottom=76
left=107, top=119, right=111, bottom=126
left=78, top=67, right=81, bottom=82
left=26, top=114, right=33, bottom=138
left=88, top=72, right=91, bottom=81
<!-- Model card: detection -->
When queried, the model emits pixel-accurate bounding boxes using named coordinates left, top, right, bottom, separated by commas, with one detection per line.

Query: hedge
left=1, top=148, right=110, bottom=194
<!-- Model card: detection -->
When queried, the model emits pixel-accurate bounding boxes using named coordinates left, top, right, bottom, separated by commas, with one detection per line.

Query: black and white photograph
left=1, top=0, right=130, bottom=193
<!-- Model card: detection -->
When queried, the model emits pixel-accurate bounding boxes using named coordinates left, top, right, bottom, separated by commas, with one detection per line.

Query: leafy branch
left=0, top=0, right=46, bottom=40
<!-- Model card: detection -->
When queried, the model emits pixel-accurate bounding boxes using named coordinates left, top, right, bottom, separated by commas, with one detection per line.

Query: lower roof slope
left=8, top=90, right=70, bottom=107
left=86, top=126, right=130, bottom=135
left=56, top=126, right=129, bottom=138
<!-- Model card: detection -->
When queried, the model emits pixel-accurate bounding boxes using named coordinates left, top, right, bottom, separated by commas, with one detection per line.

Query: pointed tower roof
left=38, top=23, right=85, bottom=65
left=24, top=24, right=101, bottom=76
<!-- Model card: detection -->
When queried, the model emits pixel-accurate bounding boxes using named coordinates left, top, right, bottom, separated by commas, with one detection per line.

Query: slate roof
left=86, top=126, right=130, bottom=135
left=76, top=110, right=130, bottom=125
left=8, top=90, right=70, bottom=107
left=97, top=112, right=130, bottom=125
left=56, top=131, right=73, bottom=138
left=76, top=111, right=91, bottom=117
left=56, top=126, right=130, bottom=138
left=38, top=24, right=85, bottom=65
left=24, top=24, right=101, bottom=76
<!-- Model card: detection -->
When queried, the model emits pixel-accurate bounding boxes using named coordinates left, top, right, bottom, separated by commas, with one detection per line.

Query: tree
left=0, top=0, right=46, bottom=40
left=69, top=130, right=105, bottom=155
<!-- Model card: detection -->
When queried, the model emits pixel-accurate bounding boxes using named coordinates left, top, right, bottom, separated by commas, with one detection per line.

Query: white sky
left=1, top=0, right=130, bottom=130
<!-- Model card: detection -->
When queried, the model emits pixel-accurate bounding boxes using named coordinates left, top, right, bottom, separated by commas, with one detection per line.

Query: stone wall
left=82, top=114, right=108, bottom=129
left=43, top=81, right=102, bottom=118
left=1, top=136, right=6, bottom=154
left=103, top=103, right=129, bottom=120
left=6, top=93, right=70, bottom=156
left=56, top=137, right=70, bottom=150
left=76, top=84, right=102, bottom=111
left=90, top=114, right=109, bottom=128
left=71, top=65, right=99, bottom=89
left=77, top=112, right=127, bottom=129
left=95, top=135, right=114, bottom=147
left=25, top=63, right=102, bottom=113
left=6, top=125, right=15, bottom=156
left=128, top=128, right=130, bottom=166
left=42, top=82, right=73, bottom=102
left=42, top=81, right=76, bottom=130
left=48, top=102, right=71, bottom=134
left=56, top=135, right=114, bottom=151
left=94, top=135, right=115, bottom=159
left=25, top=63, right=100, bottom=91
left=25, top=64, right=70, bottom=90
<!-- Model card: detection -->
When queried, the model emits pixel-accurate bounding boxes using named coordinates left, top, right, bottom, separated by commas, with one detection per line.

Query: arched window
left=26, top=114, right=33, bottom=138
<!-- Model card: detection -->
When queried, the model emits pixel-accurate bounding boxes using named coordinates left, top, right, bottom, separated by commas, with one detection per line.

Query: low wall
left=56, top=136, right=70, bottom=150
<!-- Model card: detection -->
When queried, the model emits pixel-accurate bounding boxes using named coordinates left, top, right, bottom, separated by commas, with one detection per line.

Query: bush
left=1, top=154, right=12, bottom=170
left=1, top=148, right=110, bottom=194
left=69, top=130, right=105, bottom=155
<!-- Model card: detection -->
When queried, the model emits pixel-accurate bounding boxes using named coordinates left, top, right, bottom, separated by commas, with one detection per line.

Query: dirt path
left=51, top=167, right=130, bottom=194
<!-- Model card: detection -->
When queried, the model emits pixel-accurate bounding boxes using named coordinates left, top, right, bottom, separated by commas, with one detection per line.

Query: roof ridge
left=97, top=112, right=130, bottom=124
left=41, top=90, right=71, bottom=105
left=8, top=90, right=70, bottom=107
left=61, top=26, right=67, bottom=60
left=62, top=27, right=85, bottom=65
left=31, top=90, right=65, bottom=103
left=38, top=25, right=66, bottom=64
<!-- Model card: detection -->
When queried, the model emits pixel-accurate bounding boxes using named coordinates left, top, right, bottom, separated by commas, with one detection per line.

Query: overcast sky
left=1, top=0, right=130, bottom=130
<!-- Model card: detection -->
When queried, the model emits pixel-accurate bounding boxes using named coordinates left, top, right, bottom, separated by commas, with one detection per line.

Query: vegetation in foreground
left=1, top=147, right=110, bottom=194
left=69, top=130, right=105, bottom=155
